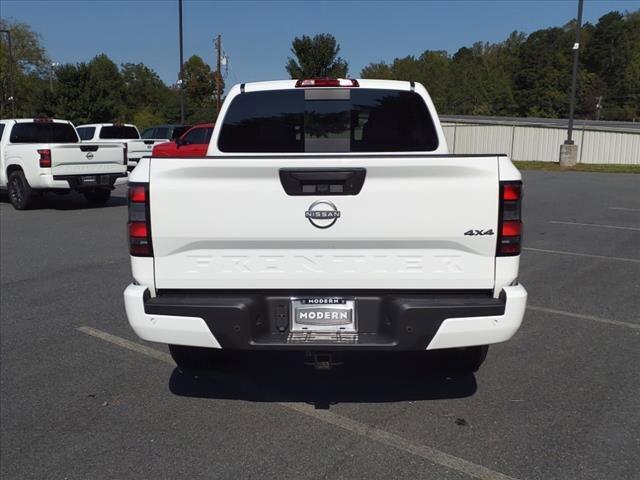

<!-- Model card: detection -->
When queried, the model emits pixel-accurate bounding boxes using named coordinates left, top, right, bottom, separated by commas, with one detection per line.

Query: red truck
left=151, top=123, right=214, bottom=157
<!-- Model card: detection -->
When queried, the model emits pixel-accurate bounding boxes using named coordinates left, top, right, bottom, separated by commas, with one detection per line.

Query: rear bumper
left=53, top=173, right=127, bottom=190
left=124, top=284, right=527, bottom=351
left=127, top=158, right=140, bottom=172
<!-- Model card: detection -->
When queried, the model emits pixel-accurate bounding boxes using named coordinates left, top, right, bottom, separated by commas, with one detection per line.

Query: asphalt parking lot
left=1, top=170, right=639, bottom=480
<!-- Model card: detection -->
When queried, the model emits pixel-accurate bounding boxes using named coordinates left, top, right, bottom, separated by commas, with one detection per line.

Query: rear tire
left=168, top=344, right=222, bottom=370
left=7, top=170, right=35, bottom=210
left=445, top=345, right=489, bottom=372
left=84, top=188, right=111, bottom=205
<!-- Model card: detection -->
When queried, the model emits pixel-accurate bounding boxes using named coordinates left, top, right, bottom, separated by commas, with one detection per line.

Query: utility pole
left=214, top=34, right=222, bottom=116
left=178, top=0, right=185, bottom=124
left=0, top=29, right=16, bottom=117
left=595, top=95, right=603, bottom=121
left=559, top=0, right=584, bottom=167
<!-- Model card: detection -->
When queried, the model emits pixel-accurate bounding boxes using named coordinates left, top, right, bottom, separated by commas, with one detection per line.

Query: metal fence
left=440, top=116, right=640, bottom=165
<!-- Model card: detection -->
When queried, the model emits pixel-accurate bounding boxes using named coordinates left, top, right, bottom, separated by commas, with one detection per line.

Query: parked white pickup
left=124, top=79, right=527, bottom=372
left=0, top=118, right=127, bottom=209
left=76, top=123, right=165, bottom=171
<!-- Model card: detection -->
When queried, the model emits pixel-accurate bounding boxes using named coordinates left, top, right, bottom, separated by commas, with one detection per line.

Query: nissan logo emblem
left=86, top=152, right=94, bottom=159
left=305, top=200, right=340, bottom=229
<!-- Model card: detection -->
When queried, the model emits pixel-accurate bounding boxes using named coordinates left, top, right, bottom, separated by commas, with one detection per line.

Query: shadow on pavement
left=169, top=351, right=477, bottom=409
left=0, top=191, right=127, bottom=210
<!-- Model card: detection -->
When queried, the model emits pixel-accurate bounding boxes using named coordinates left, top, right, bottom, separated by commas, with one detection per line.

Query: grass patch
left=514, top=161, right=640, bottom=174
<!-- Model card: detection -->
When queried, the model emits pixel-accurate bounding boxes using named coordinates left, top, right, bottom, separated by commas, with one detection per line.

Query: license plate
left=80, top=175, right=97, bottom=184
left=291, top=298, right=356, bottom=332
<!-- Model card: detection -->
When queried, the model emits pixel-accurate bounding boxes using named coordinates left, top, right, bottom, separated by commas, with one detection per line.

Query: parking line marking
left=549, top=220, right=640, bottom=232
left=283, top=403, right=517, bottom=480
left=527, top=306, right=640, bottom=331
left=77, top=326, right=174, bottom=364
left=77, top=326, right=518, bottom=480
left=523, top=247, right=640, bottom=264
left=608, top=207, right=640, bottom=212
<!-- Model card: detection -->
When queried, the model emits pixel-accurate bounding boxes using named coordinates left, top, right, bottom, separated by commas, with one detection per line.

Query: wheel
left=7, top=170, right=35, bottom=210
left=83, top=188, right=111, bottom=205
left=445, top=345, right=489, bottom=372
left=168, top=344, right=223, bottom=370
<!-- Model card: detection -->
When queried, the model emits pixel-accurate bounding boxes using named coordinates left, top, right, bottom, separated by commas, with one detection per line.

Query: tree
left=121, top=63, right=169, bottom=115
left=182, top=55, right=219, bottom=123
left=51, top=61, right=91, bottom=123
left=86, top=54, right=125, bottom=122
left=132, top=107, right=165, bottom=131
left=359, top=9, right=639, bottom=120
left=583, top=11, right=640, bottom=120
left=50, top=54, right=125, bottom=124
left=0, top=18, right=50, bottom=117
left=286, top=34, right=348, bottom=79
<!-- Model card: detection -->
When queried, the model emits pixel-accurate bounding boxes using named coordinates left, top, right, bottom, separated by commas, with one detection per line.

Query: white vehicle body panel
left=426, top=284, right=527, bottom=349
left=124, top=80, right=526, bottom=352
left=0, top=119, right=126, bottom=189
left=75, top=123, right=162, bottom=168
left=150, top=156, right=500, bottom=290
left=124, top=284, right=220, bottom=348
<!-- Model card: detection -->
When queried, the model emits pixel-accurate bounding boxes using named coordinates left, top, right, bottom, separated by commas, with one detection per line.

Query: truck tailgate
left=127, top=139, right=161, bottom=158
left=50, top=143, right=125, bottom=176
left=150, top=156, right=500, bottom=290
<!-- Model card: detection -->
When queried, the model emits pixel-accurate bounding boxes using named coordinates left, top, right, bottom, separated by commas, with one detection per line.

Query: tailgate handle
left=80, top=145, right=99, bottom=152
left=144, top=140, right=155, bottom=145
left=279, top=168, right=366, bottom=196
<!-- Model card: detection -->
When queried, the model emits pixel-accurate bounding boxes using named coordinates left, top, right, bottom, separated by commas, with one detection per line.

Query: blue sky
left=2, top=0, right=638, bottom=89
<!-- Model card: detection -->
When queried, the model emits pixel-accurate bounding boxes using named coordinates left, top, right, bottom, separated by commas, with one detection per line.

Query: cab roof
left=238, top=79, right=414, bottom=94
left=76, top=123, right=137, bottom=128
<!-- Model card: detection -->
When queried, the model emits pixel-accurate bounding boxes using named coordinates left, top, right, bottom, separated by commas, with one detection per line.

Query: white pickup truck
left=76, top=123, right=165, bottom=172
left=124, top=79, right=527, bottom=372
left=0, top=118, right=127, bottom=209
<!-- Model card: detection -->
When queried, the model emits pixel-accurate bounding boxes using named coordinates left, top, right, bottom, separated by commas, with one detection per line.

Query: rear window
left=218, top=89, right=439, bottom=153
left=154, top=127, right=169, bottom=139
left=99, top=126, right=139, bottom=139
left=76, top=127, right=95, bottom=140
left=182, top=127, right=213, bottom=145
left=10, top=122, right=79, bottom=143
left=141, top=128, right=156, bottom=139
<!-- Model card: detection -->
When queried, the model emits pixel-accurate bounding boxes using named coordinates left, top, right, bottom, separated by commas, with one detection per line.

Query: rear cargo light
left=502, top=183, right=521, bottom=201
left=497, top=181, right=523, bottom=256
left=38, top=149, right=52, bottom=168
left=501, top=220, right=522, bottom=237
left=129, top=184, right=146, bottom=203
left=295, top=78, right=359, bottom=88
left=129, top=222, right=148, bottom=238
left=128, top=183, right=153, bottom=256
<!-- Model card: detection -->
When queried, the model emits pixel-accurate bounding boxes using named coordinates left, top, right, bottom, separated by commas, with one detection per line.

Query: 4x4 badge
left=464, top=229, right=495, bottom=236
left=305, top=200, right=340, bottom=229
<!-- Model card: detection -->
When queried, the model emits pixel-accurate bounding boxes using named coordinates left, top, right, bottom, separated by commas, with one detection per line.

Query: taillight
left=295, top=78, right=359, bottom=87
left=497, top=181, right=522, bottom=256
left=128, top=183, right=153, bottom=256
left=38, top=149, right=52, bottom=168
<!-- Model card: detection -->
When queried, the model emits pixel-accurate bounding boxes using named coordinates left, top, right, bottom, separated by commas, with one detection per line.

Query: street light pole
left=0, top=29, right=16, bottom=117
left=178, top=0, right=185, bottom=124
left=49, top=62, right=59, bottom=92
left=565, top=0, right=584, bottom=145
left=559, top=0, right=584, bottom=168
